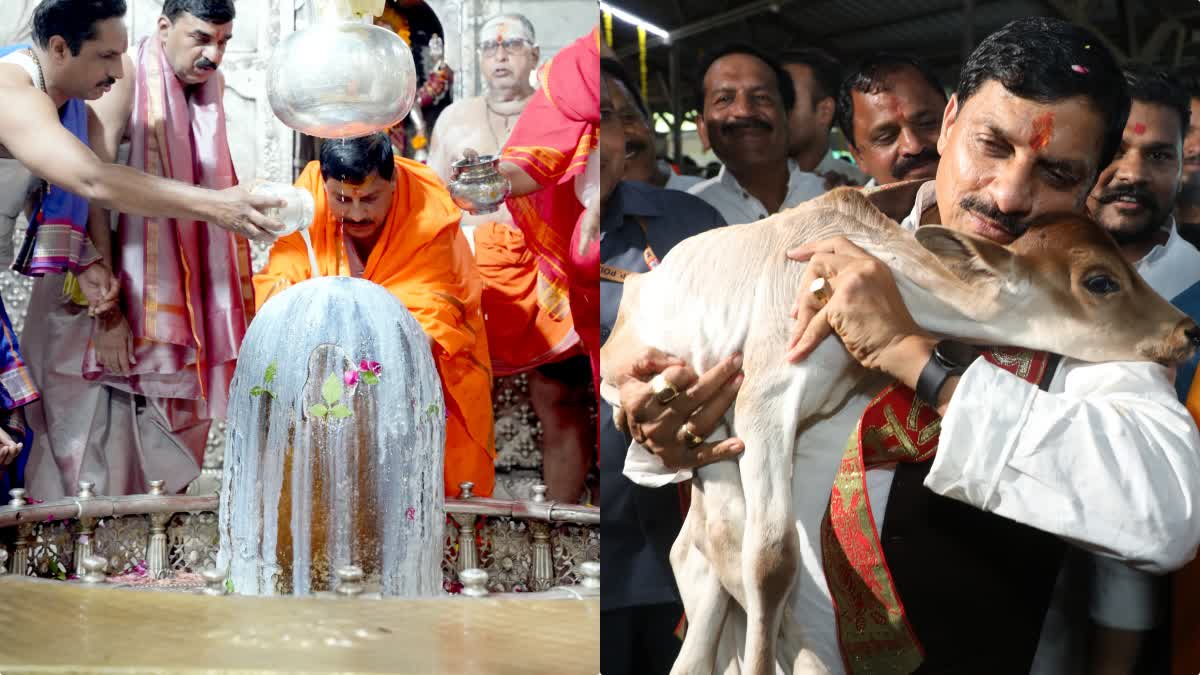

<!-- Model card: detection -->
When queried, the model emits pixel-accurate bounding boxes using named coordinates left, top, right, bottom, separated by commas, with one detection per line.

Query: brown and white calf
left=599, top=185, right=1199, bottom=675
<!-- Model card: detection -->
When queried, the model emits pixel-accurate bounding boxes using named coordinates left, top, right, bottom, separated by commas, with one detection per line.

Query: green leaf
left=330, top=404, right=353, bottom=419
left=309, top=403, right=328, bottom=418
left=250, top=386, right=264, bottom=397
left=321, top=372, right=342, bottom=406
left=425, top=403, right=440, bottom=417
left=225, top=578, right=234, bottom=593
left=362, top=371, right=379, bottom=386
left=264, top=361, right=278, bottom=384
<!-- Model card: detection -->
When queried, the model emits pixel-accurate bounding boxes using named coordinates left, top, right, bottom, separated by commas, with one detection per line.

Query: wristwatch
left=915, top=340, right=979, bottom=406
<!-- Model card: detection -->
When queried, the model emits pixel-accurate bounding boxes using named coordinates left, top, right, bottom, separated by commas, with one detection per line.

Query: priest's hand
left=209, top=186, right=285, bottom=242
left=76, top=263, right=120, bottom=318
left=94, top=313, right=137, bottom=376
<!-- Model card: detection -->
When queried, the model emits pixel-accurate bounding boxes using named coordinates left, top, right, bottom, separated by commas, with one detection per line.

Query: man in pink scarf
left=23, top=0, right=250, bottom=499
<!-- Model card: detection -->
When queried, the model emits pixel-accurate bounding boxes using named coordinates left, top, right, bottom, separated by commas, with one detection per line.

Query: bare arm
left=498, top=160, right=542, bottom=197
left=0, top=83, right=282, bottom=239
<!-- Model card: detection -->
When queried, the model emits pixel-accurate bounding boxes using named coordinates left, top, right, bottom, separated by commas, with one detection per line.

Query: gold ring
left=682, top=425, right=704, bottom=449
left=650, top=373, right=680, bottom=405
left=810, top=277, right=832, bottom=307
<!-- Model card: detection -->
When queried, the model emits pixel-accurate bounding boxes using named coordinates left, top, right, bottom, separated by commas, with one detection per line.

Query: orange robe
left=254, top=157, right=496, bottom=498
left=474, top=221, right=579, bottom=376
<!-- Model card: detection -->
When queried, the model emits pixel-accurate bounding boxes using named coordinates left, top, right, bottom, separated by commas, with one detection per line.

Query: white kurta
left=687, top=159, right=826, bottom=225
left=624, top=180, right=1200, bottom=673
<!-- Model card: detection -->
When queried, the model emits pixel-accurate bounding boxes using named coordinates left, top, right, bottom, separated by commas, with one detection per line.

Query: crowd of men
left=600, top=14, right=1200, bottom=675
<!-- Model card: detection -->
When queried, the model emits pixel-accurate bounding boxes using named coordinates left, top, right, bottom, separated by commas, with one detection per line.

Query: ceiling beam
left=616, top=0, right=801, bottom=57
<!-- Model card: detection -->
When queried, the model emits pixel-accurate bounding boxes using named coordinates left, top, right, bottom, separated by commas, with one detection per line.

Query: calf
left=599, top=185, right=1199, bottom=675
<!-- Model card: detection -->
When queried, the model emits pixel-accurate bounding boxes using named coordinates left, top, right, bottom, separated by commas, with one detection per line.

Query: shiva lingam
left=218, top=276, right=445, bottom=596
left=267, top=0, right=416, bottom=138
left=448, top=150, right=511, bottom=215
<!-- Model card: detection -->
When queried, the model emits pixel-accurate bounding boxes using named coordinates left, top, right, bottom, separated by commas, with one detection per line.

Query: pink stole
left=82, top=36, right=254, bottom=420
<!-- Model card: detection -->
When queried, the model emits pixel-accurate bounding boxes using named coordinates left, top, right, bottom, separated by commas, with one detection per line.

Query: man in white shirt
left=779, top=47, right=866, bottom=187
left=606, top=18, right=1200, bottom=674
left=687, top=43, right=825, bottom=225
left=1030, top=65, right=1200, bottom=675
left=834, top=53, right=947, bottom=189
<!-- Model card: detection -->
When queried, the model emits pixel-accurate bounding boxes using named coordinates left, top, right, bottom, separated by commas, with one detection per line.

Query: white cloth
left=657, top=160, right=704, bottom=192
left=686, top=159, right=825, bottom=225
left=623, top=178, right=1200, bottom=673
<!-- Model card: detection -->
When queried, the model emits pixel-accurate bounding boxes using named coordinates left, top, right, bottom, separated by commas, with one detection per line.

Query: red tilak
left=1030, top=113, right=1055, bottom=151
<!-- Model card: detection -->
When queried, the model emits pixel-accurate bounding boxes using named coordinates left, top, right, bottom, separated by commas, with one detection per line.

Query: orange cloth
left=254, top=157, right=496, bottom=498
left=473, top=221, right=579, bottom=376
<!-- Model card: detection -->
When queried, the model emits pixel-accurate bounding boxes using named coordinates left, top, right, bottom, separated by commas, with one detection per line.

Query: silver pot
left=448, top=155, right=512, bottom=215
left=267, top=21, right=417, bottom=139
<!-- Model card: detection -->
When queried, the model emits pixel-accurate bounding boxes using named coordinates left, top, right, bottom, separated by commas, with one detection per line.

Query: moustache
left=97, top=77, right=116, bottom=88
left=892, top=147, right=940, bottom=179
left=195, top=58, right=218, bottom=71
left=959, top=194, right=1028, bottom=236
left=1097, top=184, right=1159, bottom=210
left=718, top=118, right=772, bottom=135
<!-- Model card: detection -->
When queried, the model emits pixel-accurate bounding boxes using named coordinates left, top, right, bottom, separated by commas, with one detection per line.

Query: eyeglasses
left=480, top=38, right=533, bottom=56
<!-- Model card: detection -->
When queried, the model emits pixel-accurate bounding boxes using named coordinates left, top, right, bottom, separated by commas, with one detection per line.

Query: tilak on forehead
left=1133, top=122, right=1147, bottom=135
left=481, top=17, right=533, bottom=44
left=1030, top=112, right=1054, bottom=151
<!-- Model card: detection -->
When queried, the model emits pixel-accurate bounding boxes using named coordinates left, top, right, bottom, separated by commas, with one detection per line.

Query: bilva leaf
left=250, top=386, right=264, bottom=397
left=362, top=371, right=379, bottom=386
left=264, top=361, right=278, bottom=384
left=309, top=403, right=328, bottom=418
left=330, top=404, right=352, bottom=419
left=425, top=403, right=440, bottom=417
left=321, top=372, right=342, bottom=406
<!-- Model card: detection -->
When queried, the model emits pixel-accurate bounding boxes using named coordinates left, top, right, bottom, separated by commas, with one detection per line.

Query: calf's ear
left=915, top=226, right=1016, bottom=288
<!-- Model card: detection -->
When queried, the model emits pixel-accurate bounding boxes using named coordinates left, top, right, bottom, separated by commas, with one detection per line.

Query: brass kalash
left=0, top=2, right=594, bottom=671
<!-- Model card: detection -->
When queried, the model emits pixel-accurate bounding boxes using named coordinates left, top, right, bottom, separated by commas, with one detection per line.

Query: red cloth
left=502, top=28, right=600, bottom=389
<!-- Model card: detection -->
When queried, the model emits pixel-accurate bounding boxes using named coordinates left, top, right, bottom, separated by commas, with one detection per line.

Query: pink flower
left=359, top=360, right=382, bottom=376
left=343, top=369, right=360, bottom=387
left=406, top=507, right=416, bottom=521
left=1071, top=64, right=1089, bottom=74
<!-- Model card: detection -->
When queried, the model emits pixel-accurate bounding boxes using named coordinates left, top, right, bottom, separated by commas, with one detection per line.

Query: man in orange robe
left=254, top=133, right=496, bottom=498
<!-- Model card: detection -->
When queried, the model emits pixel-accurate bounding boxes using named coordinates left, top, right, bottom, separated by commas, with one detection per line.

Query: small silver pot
left=448, top=154, right=512, bottom=215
